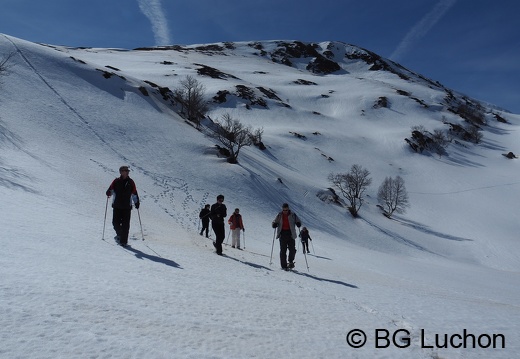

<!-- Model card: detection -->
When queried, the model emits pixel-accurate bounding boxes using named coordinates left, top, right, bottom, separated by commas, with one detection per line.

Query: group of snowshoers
left=106, top=166, right=312, bottom=270
left=199, top=196, right=313, bottom=270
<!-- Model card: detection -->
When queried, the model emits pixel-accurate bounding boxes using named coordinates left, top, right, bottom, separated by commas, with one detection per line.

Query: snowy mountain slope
left=37, top=35, right=519, bottom=266
left=1, top=34, right=519, bottom=358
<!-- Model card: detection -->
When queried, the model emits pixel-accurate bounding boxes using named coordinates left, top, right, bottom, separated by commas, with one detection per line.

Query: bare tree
left=174, top=75, right=208, bottom=127
left=212, top=113, right=253, bottom=163
left=377, top=175, right=409, bottom=217
left=328, top=164, right=372, bottom=217
left=250, top=127, right=266, bottom=150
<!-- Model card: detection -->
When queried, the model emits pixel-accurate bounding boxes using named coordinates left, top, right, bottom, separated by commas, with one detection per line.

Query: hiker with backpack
left=299, top=226, right=312, bottom=254
left=199, top=204, right=211, bottom=238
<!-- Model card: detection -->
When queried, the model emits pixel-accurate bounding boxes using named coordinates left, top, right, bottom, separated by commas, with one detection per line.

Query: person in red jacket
left=106, top=166, right=140, bottom=247
left=228, top=208, right=245, bottom=249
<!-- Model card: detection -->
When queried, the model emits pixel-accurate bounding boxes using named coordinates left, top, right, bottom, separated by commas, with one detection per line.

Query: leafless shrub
left=377, top=176, right=410, bottom=217
left=174, top=75, right=208, bottom=127
left=211, top=113, right=253, bottom=164
left=328, top=165, right=372, bottom=217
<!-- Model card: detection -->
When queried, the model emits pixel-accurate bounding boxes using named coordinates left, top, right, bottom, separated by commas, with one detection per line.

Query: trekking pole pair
left=102, top=197, right=144, bottom=241
left=225, top=229, right=246, bottom=248
left=102, top=198, right=156, bottom=253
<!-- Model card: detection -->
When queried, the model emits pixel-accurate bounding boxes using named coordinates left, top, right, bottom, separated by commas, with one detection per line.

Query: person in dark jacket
left=272, top=203, right=301, bottom=270
left=299, top=226, right=312, bottom=254
left=199, top=204, right=211, bottom=238
left=106, top=166, right=140, bottom=247
left=210, top=194, right=227, bottom=255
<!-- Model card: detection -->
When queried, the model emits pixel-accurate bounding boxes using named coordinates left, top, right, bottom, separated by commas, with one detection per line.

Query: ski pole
left=310, top=238, right=315, bottom=255
left=102, top=196, right=109, bottom=241
left=225, top=229, right=231, bottom=245
left=137, top=207, right=145, bottom=241
left=269, top=228, right=276, bottom=265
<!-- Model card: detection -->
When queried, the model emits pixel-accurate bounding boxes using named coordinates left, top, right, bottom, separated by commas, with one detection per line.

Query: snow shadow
left=0, top=165, right=38, bottom=193
left=222, top=254, right=273, bottom=271
left=0, top=121, right=44, bottom=193
left=293, top=271, right=358, bottom=289
left=361, top=217, right=436, bottom=254
left=485, top=124, right=511, bottom=136
left=479, top=137, right=508, bottom=152
left=124, top=245, right=182, bottom=269
left=443, top=147, right=486, bottom=168
left=307, top=253, right=332, bottom=261
left=392, top=216, right=473, bottom=242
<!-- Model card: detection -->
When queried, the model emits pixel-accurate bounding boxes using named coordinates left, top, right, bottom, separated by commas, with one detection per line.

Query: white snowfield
left=1, top=34, right=519, bottom=359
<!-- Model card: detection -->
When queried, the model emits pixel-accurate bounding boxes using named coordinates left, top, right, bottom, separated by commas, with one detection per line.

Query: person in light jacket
left=272, top=203, right=301, bottom=270
left=228, top=208, right=245, bottom=249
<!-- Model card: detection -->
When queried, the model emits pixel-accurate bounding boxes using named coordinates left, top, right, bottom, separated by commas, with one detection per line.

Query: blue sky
left=1, top=0, right=519, bottom=113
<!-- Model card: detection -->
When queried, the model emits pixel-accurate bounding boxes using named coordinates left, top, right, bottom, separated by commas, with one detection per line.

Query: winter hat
left=119, top=165, right=130, bottom=172
left=217, top=194, right=225, bottom=201
left=282, top=203, right=289, bottom=208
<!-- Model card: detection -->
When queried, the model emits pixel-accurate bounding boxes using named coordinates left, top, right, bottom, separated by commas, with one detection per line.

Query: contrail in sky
left=390, top=0, right=457, bottom=62
left=136, top=0, right=171, bottom=46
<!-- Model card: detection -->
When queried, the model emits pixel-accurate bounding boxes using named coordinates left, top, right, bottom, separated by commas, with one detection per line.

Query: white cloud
left=137, top=0, right=171, bottom=46
left=390, top=0, right=457, bottom=62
